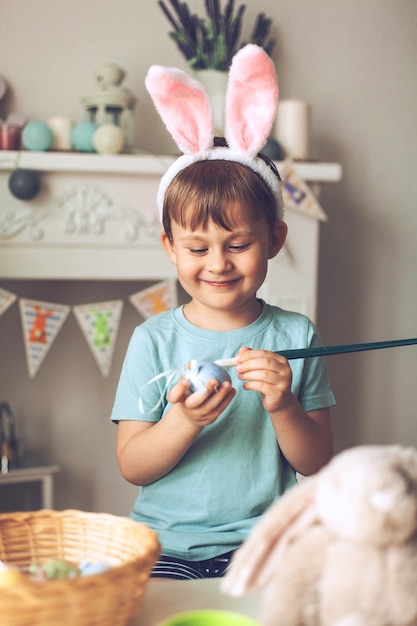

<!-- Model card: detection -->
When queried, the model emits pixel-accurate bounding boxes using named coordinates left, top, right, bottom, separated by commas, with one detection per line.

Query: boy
left=111, top=45, right=335, bottom=579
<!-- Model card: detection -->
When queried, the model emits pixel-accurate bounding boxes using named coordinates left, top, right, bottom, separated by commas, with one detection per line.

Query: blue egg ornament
left=261, top=137, right=286, bottom=161
left=72, top=120, right=98, bottom=152
left=22, top=121, right=53, bottom=151
left=185, top=361, right=231, bottom=393
left=80, top=561, right=110, bottom=576
left=8, top=169, right=41, bottom=200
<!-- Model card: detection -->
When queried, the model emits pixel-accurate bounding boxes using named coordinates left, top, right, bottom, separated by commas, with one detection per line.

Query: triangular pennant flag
left=73, top=300, right=123, bottom=377
left=19, top=298, right=70, bottom=378
left=0, top=288, right=17, bottom=318
left=129, top=280, right=178, bottom=319
left=280, top=159, right=328, bottom=221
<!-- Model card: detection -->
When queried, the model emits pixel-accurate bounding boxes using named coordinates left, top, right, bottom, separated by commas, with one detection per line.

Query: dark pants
left=150, top=550, right=235, bottom=580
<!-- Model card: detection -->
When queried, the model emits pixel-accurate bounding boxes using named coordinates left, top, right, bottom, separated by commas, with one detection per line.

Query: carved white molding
left=0, top=205, right=46, bottom=241
left=57, top=184, right=140, bottom=240
left=0, top=183, right=159, bottom=242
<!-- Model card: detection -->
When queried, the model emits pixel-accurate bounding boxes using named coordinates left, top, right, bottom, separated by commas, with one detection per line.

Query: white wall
left=0, top=0, right=416, bottom=515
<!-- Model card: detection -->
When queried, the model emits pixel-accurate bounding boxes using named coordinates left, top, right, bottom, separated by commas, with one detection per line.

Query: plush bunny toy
left=222, top=445, right=417, bottom=626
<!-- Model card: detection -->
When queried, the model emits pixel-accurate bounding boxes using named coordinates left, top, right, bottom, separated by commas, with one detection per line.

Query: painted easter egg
left=0, top=569, right=29, bottom=588
left=80, top=561, right=110, bottom=576
left=8, top=168, right=41, bottom=200
left=41, top=558, right=80, bottom=580
left=93, top=123, right=124, bottom=154
left=21, top=121, right=53, bottom=151
left=185, top=361, right=231, bottom=394
left=72, top=120, right=98, bottom=152
left=262, top=137, right=286, bottom=161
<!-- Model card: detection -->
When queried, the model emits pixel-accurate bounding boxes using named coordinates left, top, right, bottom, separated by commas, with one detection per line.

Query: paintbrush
left=215, top=337, right=417, bottom=367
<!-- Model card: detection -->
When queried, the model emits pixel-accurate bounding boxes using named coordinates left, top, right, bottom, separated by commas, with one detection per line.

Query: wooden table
left=133, top=578, right=262, bottom=625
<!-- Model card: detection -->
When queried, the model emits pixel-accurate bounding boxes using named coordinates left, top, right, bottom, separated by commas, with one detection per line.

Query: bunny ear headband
left=145, top=44, right=284, bottom=222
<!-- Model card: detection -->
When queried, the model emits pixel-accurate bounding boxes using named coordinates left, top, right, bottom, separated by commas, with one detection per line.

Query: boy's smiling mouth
left=203, top=278, right=240, bottom=288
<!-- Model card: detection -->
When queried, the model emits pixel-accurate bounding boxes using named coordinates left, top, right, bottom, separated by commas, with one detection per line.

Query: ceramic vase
left=194, top=69, right=228, bottom=137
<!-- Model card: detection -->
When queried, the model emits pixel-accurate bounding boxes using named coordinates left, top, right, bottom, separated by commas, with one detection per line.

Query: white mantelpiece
left=0, top=151, right=342, bottom=321
left=0, top=151, right=341, bottom=178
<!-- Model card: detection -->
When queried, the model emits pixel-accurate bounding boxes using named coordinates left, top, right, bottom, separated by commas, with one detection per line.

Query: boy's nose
left=207, top=250, right=232, bottom=273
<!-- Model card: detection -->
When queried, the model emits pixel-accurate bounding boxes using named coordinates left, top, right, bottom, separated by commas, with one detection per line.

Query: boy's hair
left=162, top=146, right=281, bottom=242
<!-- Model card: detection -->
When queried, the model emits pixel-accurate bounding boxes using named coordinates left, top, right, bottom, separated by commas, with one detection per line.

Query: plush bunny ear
left=224, top=44, right=278, bottom=157
left=147, top=48, right=283, bottom=223
left=145, top=65, right=214, bottom=154
left=222, top=476, right=319, bottom=596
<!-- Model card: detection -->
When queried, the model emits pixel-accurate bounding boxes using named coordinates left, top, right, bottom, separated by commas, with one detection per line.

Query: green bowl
left=159, top=609, right=261, bottom=626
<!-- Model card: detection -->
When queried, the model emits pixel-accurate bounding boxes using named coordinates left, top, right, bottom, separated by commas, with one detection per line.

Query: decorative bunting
left=2, top=281, right=179, bottom=379
left=0, top=288, right=17, bottom=318
left=73, top=300, right=123, bottom=377
left=280, top=159, right=328, bottom=222
left=19, top=298, right=70, bottom=378
left=129, top=279, right=178, bottom=319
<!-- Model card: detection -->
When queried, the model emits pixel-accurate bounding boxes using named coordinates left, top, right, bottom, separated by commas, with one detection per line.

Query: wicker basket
left=0, top=509, right=160, bottom=626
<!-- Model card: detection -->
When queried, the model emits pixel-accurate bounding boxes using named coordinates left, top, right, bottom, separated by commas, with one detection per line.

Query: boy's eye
left=187, top=243, right=250, bottom=254
left=229, top=243, right=250, bottom=251
left=189, top=248, right=208, bottom=255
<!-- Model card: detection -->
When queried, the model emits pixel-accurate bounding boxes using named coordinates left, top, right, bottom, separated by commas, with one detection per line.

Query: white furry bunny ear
left=224, top=44, right=278, bottom=156
left=222, top=476, right=319, bottom=596
left=145, top=65, right=214, bottom=154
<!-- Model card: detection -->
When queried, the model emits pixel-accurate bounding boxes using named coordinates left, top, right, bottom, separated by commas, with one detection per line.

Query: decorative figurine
left=81, top=63, right=136, bottom=151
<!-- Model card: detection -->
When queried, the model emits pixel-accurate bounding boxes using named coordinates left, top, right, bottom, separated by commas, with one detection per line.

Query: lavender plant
left=158, top=0, right=275, bottom=71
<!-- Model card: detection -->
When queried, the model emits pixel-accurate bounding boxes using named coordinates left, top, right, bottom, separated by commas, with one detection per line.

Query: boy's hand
left=167, top=377, right=236, bottom=428
left=235, top=346, right=294, bottom=413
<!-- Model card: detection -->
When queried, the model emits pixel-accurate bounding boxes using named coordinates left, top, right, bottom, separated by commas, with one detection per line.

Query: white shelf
left=0, top=150, right=342, bottom=182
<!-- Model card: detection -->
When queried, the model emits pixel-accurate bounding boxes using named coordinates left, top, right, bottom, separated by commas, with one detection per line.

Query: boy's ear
left=269, top=221, right=288, bottom=259
left=160, top=231, right=177, bottom=265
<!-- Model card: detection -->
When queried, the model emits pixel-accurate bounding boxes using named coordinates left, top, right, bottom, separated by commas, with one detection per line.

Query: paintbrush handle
left=278, top=337, right=417, bottom=360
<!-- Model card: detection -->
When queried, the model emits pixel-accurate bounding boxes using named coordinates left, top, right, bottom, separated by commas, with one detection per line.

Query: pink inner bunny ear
left=145, top=65, right=214, bottom=154
left=224, top=44, right=278, bottom=156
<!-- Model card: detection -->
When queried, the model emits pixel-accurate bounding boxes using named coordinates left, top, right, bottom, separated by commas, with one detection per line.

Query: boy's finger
left=167, top=378, right=190, bottom=403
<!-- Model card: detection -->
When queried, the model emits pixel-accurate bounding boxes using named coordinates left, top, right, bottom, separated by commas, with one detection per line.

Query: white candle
left=275, top=99, right=311, bottom=160
left=47, top=116, right=74, bottom=151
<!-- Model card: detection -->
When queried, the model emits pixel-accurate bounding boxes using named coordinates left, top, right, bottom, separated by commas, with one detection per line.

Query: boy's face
left=161, top=202, right=287, bottom=329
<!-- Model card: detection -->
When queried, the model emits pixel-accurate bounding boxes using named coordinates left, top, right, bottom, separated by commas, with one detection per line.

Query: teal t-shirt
left=110, top=302, right=336, bottom=560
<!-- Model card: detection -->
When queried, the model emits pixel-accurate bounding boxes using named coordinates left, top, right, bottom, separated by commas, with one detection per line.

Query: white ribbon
left=138, top=367, right=180, bottom=415
left=138, top=358, right=237, bottom=415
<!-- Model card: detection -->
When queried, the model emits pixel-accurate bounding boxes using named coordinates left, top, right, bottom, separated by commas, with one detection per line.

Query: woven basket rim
left=0, top=508, right=143, bottom=523
left=0, top=508, right=160, bottom=599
